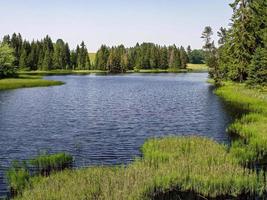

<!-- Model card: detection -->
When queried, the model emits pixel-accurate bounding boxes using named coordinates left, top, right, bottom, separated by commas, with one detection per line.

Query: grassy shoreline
left=17, top=64, right=208, bottom=76
left=0, top=76, right=64, bottom=90
left=215, top=82, right=267, bottom=165
left=13, top=82, right=267, bottom=199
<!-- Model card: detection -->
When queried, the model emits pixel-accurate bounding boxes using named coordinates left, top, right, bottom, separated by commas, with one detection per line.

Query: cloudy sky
left=0, top=0, right=233, bottom=52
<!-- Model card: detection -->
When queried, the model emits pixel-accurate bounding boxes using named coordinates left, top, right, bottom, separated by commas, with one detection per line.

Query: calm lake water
left=0, top=73, right=233, bottom=197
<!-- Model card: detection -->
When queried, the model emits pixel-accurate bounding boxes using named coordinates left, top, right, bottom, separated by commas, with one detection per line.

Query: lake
left=0, top=73, right=233, bottom=197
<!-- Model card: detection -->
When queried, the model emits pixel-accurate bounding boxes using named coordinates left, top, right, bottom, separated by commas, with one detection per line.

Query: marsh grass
left=6, top=153, right=73, bottom=198
left=215, top=82, right=267, bottom=164
left=30, top=153, right=73, bottom=176
left=14, top=137, right=264, bottom=200
left=0, top=78, right=64, bottom=90
left=6, top=161, right=30, bottom=196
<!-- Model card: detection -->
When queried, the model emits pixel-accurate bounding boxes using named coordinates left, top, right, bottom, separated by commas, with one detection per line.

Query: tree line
left=93, top=43, right=193, bottom=73
left=1, top=33, right=91, bottom=72
left=0, top=33, right=206, bottom=77
left=202, top=0, right=267, bottom=85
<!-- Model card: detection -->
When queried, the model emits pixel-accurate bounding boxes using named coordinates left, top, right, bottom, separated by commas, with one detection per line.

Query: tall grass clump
left=6, top=161, right=30, bottom=196
left=6, top=153, right=73, bottom=198
left=30, top=153, right=73, bottom=176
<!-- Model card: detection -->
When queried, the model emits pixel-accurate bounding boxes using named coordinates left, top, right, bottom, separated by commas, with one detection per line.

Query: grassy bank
left=0, top=78, right=64, bottom=90
left=215, top=82, right=267, bottom=165
left=14, top=137, right=262, bottom=200
left=18, top=70, right=107, bottom=76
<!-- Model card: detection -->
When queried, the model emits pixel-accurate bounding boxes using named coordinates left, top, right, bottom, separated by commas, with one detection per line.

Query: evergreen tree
left=201, top=26, right=219, bottom=82
left=0, top=43, right=16, bottom=78
left=95, top=45, right=110, bottom=70
left=180, top=46, right=188, bottom=69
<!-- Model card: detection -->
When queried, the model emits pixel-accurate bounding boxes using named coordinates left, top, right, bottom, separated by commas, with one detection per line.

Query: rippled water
left=0, top=73, right=232, bottom=197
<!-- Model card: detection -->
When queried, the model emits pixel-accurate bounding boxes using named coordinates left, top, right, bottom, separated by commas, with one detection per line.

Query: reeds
left=13, top=137, right=264, bottom=200
left=6, top=161, right=30, bottom=196
left=7, top=153, right=73, bottom=197
left=30, top=152, right=73, bottom=176
left=215, top=82, right=267, bottom=164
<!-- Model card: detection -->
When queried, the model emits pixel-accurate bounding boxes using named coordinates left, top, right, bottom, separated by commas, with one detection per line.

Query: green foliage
left=248, top=47, right=267, bottom=85
left=0, top=43, right=16, bottom=78
left=93, top=43, right=189, bottom=72
left=201, top=26, right=220, bottom=84
left=216, top=0, right=267, bottom=84
left=188, top=49, right=205, bottom=64
left=30, top=153, right=73, bottom=176
left=1, top=33, right=90, bottom=71
left=6, top=161, right=30, bottom=196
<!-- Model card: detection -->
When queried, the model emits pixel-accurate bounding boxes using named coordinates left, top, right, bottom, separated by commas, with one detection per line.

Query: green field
left=187, top=63, right=208, bottom=72
left=0, top=76, right=64, bottom=90
left=13, top=82, right=267, bottom=199
left=89, top=53, right=96, bottom=65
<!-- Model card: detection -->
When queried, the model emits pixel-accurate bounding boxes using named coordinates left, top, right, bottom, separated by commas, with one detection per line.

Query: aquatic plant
left=6, top=161, right=30, bottom=196
left=30, top=153, right=73, bottom=176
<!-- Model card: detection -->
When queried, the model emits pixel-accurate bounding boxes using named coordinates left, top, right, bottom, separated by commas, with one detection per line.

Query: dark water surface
left=0, top=73, right=232, bottom=197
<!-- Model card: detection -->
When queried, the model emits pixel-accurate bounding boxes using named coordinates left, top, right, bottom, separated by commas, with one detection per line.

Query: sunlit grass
left=215, top=82, right=267, bottom=164
left=14, top=137, right=263, bottom=200
left=18, top=70, right=107, bottom=76
left=187, top=63, right=208, bottom=72
left=0, top=78, right=64, bottom=90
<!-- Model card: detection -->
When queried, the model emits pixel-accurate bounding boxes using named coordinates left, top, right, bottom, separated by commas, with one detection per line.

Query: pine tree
left=180, top=46, right=188, bottom=69
left=0, top=43, right=16, bottom=78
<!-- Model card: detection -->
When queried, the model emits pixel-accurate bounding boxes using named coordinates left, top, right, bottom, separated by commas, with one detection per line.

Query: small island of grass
left=0, top=76, right=64, bottom=90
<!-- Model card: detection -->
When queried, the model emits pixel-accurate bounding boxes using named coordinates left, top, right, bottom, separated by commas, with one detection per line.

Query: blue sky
left=0, top=0, right=233, bottom=52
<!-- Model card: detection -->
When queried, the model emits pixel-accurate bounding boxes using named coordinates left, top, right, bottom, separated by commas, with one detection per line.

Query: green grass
left=18, top=70, right=107, bottom=76
left=89, top=53, right=96, bottom=65
left=187, top=64, right=208, bottom=72
left=215, top=82, right=267, bottom=164
left=6, top=161, right=30, bottom=196
left=127, top=68, right=188, bottom=73
left=7, top=153, right=73, bottom=197
left=30, top=153, right=73, bottom=176
left=0, top=77, right=64, bottom=90
left=14, top=137, right=264, bottom=200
